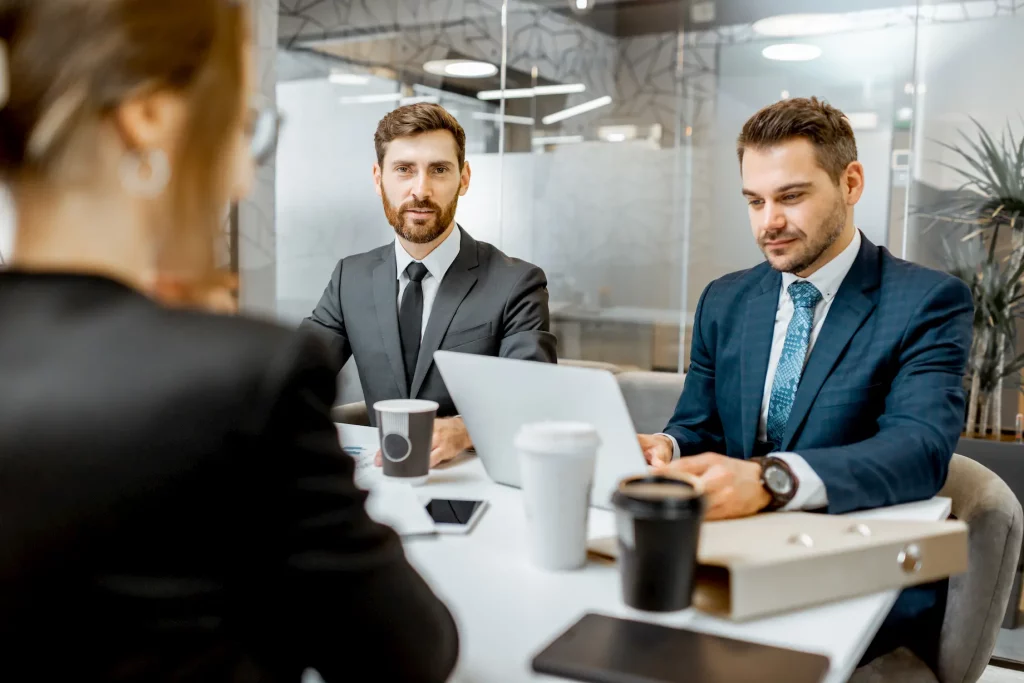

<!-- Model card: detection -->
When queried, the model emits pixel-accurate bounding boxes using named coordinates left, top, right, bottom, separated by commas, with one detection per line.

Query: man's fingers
left=646, top=446, right=671, bottom=467
left=654, top=453, right=718, bottom=478
left=374, top=449, right=383, bottom=467
left=638, top=435, right=667, bottom=465
left=430, top=446, right=458, bottom=468
left=675, top=454, right=720, bottom=475
left=702, top=502, right=730, bottom=521
left=430, top=448, right=444, bottom=468
left=697, top=465, right=732, bottom=492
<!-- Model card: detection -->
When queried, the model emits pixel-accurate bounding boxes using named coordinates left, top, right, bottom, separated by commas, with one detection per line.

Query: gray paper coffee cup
left=374, top=399, right=439, bottom=486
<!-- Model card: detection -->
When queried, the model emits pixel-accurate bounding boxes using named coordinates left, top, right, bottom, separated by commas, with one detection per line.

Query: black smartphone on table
left=424, top=498, right=488, bottom=534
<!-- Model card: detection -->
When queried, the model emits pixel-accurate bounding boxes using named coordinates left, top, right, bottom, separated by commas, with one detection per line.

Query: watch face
left=764, top=463, right=794, bottom=496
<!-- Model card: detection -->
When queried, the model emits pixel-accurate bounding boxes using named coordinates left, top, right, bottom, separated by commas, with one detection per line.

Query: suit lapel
left=411, top=229, right=480, bottom=398
left=781, top=237, right=880, bottom=450
left=372, top=251, right=408, bottom=398
left=741, top=269, right=782, bottom=458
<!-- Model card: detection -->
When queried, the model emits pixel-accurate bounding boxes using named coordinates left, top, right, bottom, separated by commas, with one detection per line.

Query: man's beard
left=381, top=188, right=460, bottom=244
left=760, top=195, right=847, bottom=274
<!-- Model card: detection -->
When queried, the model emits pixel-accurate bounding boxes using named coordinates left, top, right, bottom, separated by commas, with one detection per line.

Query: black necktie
left=399, top=262, right=429, bottom=392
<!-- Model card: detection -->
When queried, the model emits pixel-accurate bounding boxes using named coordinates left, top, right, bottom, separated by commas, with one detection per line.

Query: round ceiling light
left=761, top=43, right=822, bottom=62
left=753, top=13, right=854, bottom=37
left=423, top=59, right=497, bottom=79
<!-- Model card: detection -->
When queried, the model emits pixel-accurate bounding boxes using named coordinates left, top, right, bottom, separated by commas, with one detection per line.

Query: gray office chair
left=849, top=454, right=1023, bottom=683
left=330, top=401, right=370, bottom=426
left=616, top=370, right=686, bottom=435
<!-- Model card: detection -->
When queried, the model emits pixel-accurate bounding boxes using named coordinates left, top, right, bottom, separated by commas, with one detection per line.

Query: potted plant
left=918, top=120, right=1024, bottom=630
left=917, top=118, right=1024, bottom=439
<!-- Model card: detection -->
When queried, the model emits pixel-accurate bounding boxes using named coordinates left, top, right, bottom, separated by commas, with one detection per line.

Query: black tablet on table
left=532, top=613, right=830, bottom=683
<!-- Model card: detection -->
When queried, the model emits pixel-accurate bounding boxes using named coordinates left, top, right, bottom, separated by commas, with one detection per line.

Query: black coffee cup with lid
left=612, top=475, right=705, bottom=612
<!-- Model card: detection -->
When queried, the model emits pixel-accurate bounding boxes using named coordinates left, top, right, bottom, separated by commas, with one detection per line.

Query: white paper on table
left=337, top=424, right=435, bottom=537
left=364, top=484, right=437, bottom=538
left=340, top=445, right=377, bottom=489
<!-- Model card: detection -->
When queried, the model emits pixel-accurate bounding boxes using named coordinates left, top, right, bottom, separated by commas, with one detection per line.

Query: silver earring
left=120, top=149, right=170, bottom=198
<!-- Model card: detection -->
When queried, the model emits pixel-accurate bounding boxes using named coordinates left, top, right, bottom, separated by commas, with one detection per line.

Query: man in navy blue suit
left=639, top=97, right=973, bottom=670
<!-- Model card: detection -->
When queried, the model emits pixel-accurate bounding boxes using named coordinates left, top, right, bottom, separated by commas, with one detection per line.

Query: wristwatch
left=753, top=456, right=799, bottom=511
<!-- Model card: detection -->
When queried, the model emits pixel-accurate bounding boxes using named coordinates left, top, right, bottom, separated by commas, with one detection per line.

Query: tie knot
left=406, top=262, right=429, bottom=283
left=788, top=281, right=822, bottom=309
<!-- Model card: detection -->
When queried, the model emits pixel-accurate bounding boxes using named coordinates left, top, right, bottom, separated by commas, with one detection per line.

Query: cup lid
left=612, top=475, right=704, bottom=518
left=373, top=399, right=440, bottom=414
left=514, top=421, right=601, bottom=454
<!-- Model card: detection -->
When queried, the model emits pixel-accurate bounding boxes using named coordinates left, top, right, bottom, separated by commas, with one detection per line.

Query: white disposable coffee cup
left=515, top=421, right=601, bottom=571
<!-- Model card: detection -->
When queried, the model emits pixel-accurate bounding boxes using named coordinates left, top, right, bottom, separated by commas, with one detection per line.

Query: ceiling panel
left=521, top=0, right=922, bottom=36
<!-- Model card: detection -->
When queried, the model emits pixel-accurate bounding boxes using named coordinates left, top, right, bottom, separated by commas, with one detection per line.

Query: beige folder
left=589, top=511, right=967, bottom=621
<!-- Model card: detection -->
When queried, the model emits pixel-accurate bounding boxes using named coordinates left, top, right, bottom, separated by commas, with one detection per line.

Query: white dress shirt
left=662, top=229, right=862, bottom=511
left=395, top=225, right=462, bottom=337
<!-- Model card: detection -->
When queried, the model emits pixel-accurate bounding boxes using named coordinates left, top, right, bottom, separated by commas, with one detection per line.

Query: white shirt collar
left=395, top=224, right=462, bottom=283
left=781, top=229, right=861, bottom=304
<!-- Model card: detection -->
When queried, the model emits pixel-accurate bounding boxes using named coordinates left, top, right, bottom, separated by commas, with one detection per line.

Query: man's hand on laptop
left=654, top=453, right=771, bottom=521
left=374, top=416, right=472, bottom=468
left=638, top=434, right=674, bottom=466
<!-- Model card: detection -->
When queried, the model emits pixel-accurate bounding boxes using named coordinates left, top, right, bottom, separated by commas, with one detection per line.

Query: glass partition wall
left=276, top=0, right=691, bottom=372
left=275, top=0, right=1002, bottom=373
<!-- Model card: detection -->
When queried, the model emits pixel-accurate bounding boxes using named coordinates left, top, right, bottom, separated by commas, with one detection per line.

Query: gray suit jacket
left=300, top=228, right=557, bottom=424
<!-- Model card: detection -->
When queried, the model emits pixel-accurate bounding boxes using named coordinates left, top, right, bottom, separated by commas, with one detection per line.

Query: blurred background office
left=258, top=0, right=1024, bottom=665
left=0, top=0, right=1007, bottom=665
left=256, top=0, right=1020, bottom=402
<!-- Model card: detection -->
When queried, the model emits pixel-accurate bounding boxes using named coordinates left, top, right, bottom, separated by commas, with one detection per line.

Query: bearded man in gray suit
left=301, top=103, right=557, bottom=466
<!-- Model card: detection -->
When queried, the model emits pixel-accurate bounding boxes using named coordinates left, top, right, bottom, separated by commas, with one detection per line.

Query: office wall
left=238, top=0, right=280, bottom=319
left=272, top=0, right=1024, bottom=375
left=275, top=86, right=685, bottom=317
left=275, top=78, right=396, bottom=323
left=907, top=14, right=1024, bottom=267
left=0, top=187, right=13, bottom=264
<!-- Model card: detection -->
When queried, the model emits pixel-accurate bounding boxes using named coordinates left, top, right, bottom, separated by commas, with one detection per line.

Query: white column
left=238, top=0, right=279, bottom=319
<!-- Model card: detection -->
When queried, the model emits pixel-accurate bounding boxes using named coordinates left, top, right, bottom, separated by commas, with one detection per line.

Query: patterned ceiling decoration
left=276, top=0, right=1018, bottom=145
left=277, top=0, right=706, bottom=143
left=278, top=0, right=398, bottom=46
left=696, top=0, right=1022, bottom=47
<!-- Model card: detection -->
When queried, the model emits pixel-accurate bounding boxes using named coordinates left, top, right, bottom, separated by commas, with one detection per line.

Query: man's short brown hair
left=374, top=103, right=467, bottom=169
left=736, top=97, right=858, bottom=184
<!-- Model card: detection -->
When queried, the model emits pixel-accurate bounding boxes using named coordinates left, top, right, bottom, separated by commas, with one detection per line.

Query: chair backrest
left=936, top=453, right=1023, bottom=683
left=557, top=358, right=625, bottom=375
left=615, top=370, right=686, bottom=435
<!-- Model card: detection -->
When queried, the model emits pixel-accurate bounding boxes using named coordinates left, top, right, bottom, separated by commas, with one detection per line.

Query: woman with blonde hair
left=0, top=1, right=458, bottom=680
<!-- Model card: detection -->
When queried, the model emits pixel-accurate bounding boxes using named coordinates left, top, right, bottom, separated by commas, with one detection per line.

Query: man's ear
left=459, top=160, right=471, bottom=197
left=844, top=161, right=865, bottom=206
left=373, top=162, right=383, bottom=198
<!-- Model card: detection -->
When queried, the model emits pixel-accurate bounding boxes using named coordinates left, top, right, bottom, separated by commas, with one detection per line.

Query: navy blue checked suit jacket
left=663, top=233, right=974, bottom=514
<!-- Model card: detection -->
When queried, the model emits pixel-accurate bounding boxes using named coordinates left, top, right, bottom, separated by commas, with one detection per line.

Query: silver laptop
left=433, top=351, right=650, bottom=510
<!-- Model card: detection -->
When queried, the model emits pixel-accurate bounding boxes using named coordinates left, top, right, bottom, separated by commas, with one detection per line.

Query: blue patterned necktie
left=765, top=281, right=823, bottom=447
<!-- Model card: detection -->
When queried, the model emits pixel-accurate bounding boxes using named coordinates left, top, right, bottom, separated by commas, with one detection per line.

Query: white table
left=338, top=425, right=952, bottom=683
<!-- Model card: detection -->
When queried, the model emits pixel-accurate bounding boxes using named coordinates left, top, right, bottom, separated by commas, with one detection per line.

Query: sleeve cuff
left=656, top=433, right=681, bottom=461
left=773, top=452, right=828, bottom=511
